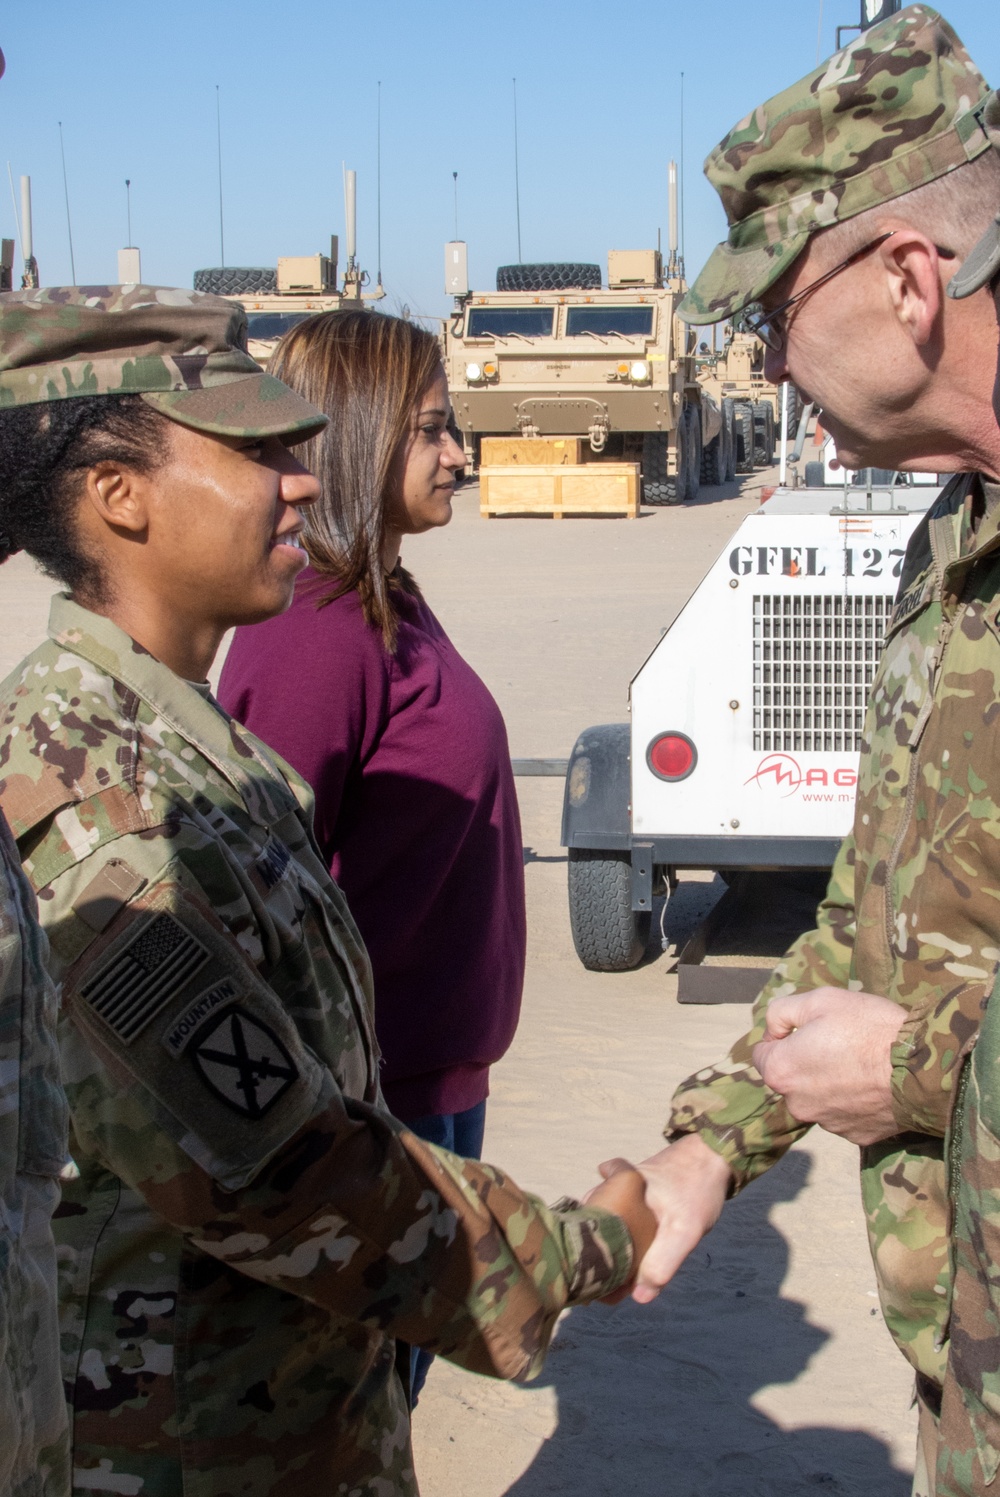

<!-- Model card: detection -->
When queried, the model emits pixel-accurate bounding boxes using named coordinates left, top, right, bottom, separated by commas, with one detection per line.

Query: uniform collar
left=47, top=595, right=299, bottom=829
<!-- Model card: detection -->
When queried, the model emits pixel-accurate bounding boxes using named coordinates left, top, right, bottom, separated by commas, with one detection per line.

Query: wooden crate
left=479, top=463, right=640, bottom=520
left=479, top=436, right=583, bottom=467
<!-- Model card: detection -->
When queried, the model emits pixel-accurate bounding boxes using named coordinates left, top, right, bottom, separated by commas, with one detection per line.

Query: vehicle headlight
left=465, top=362, right=483, bottom=382
left=630, top=361, right=650, bottom=382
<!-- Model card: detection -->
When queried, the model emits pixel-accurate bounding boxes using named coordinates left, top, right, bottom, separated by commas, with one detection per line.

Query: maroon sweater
left=218, top=571, right=526, bottom=1120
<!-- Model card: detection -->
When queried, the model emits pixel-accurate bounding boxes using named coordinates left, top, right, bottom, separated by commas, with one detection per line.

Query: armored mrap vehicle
left=442, top=245, right=730, bottom=504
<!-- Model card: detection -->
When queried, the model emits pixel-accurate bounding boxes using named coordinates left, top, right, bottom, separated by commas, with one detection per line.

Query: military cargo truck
left=442, top=244, right=730, bottom=505
left=696, top=328, right=799, bottom=475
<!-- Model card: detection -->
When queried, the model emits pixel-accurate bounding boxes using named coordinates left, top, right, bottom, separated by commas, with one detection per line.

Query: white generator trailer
left=562, top=476, right=940, bottom=972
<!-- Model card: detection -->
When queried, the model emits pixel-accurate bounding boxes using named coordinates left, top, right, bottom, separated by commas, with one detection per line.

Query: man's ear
left=80, top=461, right=150, bottom=537
left=882, top=232, right=943, bottom=349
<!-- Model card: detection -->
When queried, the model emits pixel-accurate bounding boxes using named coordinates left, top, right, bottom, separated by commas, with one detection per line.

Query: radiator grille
left=753, top=594, right=893, bottom=753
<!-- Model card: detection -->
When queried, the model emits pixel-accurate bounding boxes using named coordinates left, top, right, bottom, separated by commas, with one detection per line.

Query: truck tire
left=722, top=398, right=738, bottom=481
left=734, top=403, right=755, bottom=473
left=496, top=262, right=602, bottom=293
left=752, top=401, right=774, bottom=466
left=194, top=266, right=277, bottom=295
left=701, top=431, right=725, bottom=485
left=685, top=404, right=701, bottom=501
left=643, top=434, right=676, bottom=502
left=567, top=848, right=650, bottom=972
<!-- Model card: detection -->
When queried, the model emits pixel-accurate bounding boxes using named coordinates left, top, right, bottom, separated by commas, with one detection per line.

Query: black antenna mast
left=376, top=80, right=383, bottom=289
left=215, top=85, right=225, bottom=267
left=512, top=77, right=523, bottom=262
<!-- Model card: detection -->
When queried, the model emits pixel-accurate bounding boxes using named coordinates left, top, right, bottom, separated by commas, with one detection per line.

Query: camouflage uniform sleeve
left=667, top=833, right=857, bottom=1189
left=59, top=859, right=633, bottom=1383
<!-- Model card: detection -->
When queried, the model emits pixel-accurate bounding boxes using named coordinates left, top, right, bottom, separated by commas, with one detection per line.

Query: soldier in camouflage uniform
left=610, top=9, right=1000, bottom=1495
left=0, top=806, right=69, bottom=1497
left=0, top=284, right=654, bottom=1496
left=923, top=88, right=1000, bottom=1497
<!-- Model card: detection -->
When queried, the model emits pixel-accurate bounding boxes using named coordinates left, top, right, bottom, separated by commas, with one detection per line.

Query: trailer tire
left=496, top=262, right=602, bottom=292
left=734, top=403, right=755, bottom=473
left=722, top=398, right=738, bottom=481
left=193, top=266, right=277, bottom=295
left=804, top=460, right=826, bottom=487
left=567, top=849, right=650, bottom=971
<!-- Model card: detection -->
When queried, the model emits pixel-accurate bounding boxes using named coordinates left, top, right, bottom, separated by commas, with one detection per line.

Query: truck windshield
left=246, top=312, right=313, bottom=339
left=565, top=306, right=654, bottom=337
left=467, top=307, right=555, bottom=337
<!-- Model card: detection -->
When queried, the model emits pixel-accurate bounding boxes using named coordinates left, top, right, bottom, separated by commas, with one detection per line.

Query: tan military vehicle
left=196, top=175, right=384, bottom=364
left=194, top=245, right=378, bottom=364
left=442, top=247, right=730, bottom=504
left=696, top=328, right=800, bottom=474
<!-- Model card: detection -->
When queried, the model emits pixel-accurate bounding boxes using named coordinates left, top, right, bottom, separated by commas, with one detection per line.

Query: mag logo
left=745, top=754, right=857, bottom=802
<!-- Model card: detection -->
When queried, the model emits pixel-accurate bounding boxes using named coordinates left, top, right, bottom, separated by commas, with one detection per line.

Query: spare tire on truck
left=496, top=262, right=602, bottom=292
left=194, top=266, right=277, bottom=296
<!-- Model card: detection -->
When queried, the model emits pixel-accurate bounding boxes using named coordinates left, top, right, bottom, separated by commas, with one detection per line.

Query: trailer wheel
left=722, top=398, right=738, bottom=481
left=567, top=849, right=650, bottom=971
left=193, top=266, right=277, bottom=295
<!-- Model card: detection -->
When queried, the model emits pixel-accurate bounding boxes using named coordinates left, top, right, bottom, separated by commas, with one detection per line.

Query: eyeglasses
left=742, top=232, right=898, bottom=351
left=744, top=233, right=960, bottom=350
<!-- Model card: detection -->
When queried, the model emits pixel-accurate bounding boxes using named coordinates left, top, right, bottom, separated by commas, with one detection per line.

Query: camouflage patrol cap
left=0, top=284, right=329, bottom=441
left=948, top=89, right=1000, bottom=299
left=678, top=5, right=993, bottom=325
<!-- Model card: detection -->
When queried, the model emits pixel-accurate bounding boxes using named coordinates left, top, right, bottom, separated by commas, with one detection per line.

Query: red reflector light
left=647, top=732, right=696, bottom=781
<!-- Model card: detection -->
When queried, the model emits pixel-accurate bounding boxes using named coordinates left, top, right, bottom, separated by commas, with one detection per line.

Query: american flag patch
left=79, top=913, right=210, bottom=1044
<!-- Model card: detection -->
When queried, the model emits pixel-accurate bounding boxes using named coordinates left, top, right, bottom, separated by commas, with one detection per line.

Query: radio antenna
left=58, top=121, right=77, bottom=283
left=5, top=162, right=22, bottom=262
left=679, top=72, right=686, bottom=277
left=376, top=80, right=383, bottom=289
left=215, top=85, right=226, bottom=267
left=512, top=77, right=523, bottom=262
left=816, top=0, right=825, bottom=62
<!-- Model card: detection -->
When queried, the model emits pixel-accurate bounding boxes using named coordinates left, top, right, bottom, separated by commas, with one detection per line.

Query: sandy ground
left=0, top=468, right=917, bottom=1495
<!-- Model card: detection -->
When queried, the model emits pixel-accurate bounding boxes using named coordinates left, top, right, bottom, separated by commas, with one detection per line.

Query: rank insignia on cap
left=188, top=1006, right=298, bottom=1118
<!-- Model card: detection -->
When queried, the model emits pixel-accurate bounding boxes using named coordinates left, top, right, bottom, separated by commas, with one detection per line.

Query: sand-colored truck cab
left=194, top=247, right=378, bottom=365
left=443, top=247, right=728, bottom=504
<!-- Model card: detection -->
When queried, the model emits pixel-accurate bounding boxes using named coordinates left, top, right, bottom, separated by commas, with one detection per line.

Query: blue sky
left=2, top=0, right=996, bottom=322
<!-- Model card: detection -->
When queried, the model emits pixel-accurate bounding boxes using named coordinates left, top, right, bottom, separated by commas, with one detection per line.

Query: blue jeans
left=405, top=1100, right=487, bottom=1406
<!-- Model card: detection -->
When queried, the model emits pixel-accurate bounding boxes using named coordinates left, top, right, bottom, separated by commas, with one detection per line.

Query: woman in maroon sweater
left=218, top=312, right=526, bottom=1395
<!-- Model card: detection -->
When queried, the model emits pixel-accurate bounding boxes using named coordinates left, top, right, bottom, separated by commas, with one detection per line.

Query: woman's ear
left=80, top=461, right=150, bottom=536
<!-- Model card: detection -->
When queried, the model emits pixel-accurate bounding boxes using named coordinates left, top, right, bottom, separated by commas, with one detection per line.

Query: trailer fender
left=561, top=723, right=632, bottom=851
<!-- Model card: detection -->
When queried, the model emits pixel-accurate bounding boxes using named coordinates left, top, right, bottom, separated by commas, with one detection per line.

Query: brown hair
left=269, top=309, right=444, bottom=650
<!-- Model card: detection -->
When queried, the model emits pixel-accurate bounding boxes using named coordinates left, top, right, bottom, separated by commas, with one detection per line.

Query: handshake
left=584, top=984, right=910, bottom=1304
left=580, top=1137, right=733, bottom=1304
